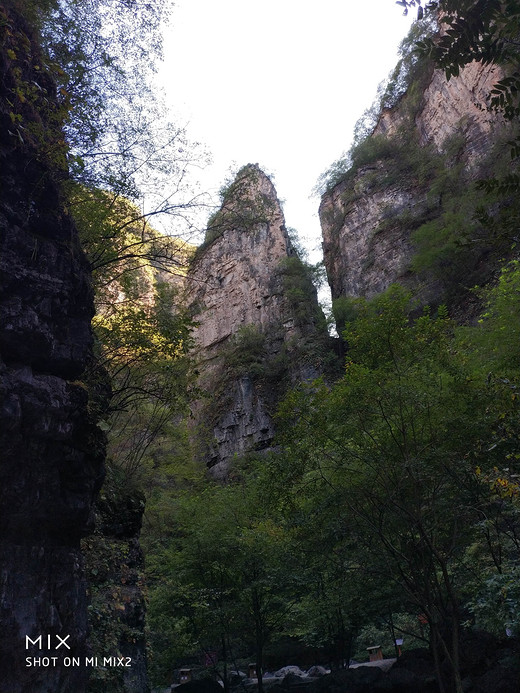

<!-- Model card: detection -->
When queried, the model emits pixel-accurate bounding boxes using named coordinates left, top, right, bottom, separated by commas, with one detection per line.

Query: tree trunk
left=256, top=645, right=264, bottom=693
left=252, top=587, right=264, bottom=693
left=430, top=623, right=447, bottom=693
left=222, top=635, right=228, bottom=693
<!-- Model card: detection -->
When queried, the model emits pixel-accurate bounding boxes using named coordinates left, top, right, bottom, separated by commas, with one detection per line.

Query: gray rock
left=386, top=667, right=428, bottom=693
left=281, top=673, right=312, bottom=688
left=228, top=671, right=247, bottom=686
left=274, top=666, right=307, bottom=678
left=306, top=667, right=328, bottom=678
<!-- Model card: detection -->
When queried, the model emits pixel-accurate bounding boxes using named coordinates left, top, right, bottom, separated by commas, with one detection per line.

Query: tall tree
left=147, top=472, right=304, bottom=689
left=276, top=285, right=520, bottom=693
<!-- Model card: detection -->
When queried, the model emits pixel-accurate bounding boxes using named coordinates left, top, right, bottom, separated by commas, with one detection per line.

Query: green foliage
left=1, top=2, right=70, bottom=172
left=400, top=0, right=520, bottom=194
left=468, top=261, right=520, bottom=373
left=380, top=16, right=437, bottom=111
left=224, top=325, right=268, bottom=379
left=318, top=122, right=444, bottom=204
left=22, top=0, right=207, bottom=240
left=411, top=212, right=478, bottom=287
left=39, top=0, right=172, bottom=189
left=83, top=465, right=147, bottom=693
left=409, top=1, right=520, bottom=79
left=76, top=184, right=196, bottom=683
left=331, top=296, right=362, bottom=335
left=73, top=186, right=195, bottom=431
left=409, top=132, right=520, bottom=292
left=273, top=281, right=520, bottom=688
left=146, top=473, right=304, bottom=687
left=143, top=269, right=520, bottom=689
left=279, top=256, right=323, bottom=328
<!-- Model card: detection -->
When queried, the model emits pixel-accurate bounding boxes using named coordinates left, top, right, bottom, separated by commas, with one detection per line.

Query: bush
left=332, top=296, right=362, bottom=335
left=225, top=325, right=267, bottom=378
left=279, top=256, right=327, bottom=332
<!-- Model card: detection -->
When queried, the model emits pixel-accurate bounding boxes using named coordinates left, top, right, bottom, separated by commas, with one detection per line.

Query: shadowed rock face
left=0, top=5, right=105, bottom=691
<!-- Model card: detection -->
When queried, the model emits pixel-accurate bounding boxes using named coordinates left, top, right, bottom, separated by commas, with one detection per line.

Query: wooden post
left=367, top=645, right=383, bottom=662
left=180, top=669, right=192, bottom=683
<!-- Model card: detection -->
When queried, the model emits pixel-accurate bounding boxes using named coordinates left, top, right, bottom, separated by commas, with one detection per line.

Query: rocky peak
left=320, top=54, right=508, bottom=314
left=187, top=165, right=297, bottom=355
left=186, top=166, right=329, bottom=476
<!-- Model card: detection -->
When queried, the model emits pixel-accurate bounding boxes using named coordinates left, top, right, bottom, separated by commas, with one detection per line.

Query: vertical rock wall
left=320, top=59, right=504, bottom=306
left=0, top=5, right=105, bottom=691
left=186, top=165, right=328, bottom=476
left=375, top=61, right=503, bottom=162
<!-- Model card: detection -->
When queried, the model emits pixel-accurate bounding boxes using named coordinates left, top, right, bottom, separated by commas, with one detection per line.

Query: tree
left=21, top=0, right=210, bottom=255
left=147, top=471, right=304, bottom=690
left=85, top=214, right=195, bottom=484
left=24, top=0, right=211, bottom=482
left=276, top=285, right=520, bottom=693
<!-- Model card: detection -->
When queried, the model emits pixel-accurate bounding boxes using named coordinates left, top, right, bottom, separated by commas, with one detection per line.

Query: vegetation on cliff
left=320, top=6, right=520, bottom=320
left=315, top=15, right=436, bottom=195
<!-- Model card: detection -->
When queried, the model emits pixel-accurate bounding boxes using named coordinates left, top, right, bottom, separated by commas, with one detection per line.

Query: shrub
left=225, top=325, right=267, bottom=379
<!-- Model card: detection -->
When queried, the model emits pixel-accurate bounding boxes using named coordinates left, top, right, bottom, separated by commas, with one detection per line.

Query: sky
left=157, top=0, right=415, bottom=262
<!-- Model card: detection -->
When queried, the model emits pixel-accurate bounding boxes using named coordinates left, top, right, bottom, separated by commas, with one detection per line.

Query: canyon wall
left=0, top=6, right=105, bottom=691
left=375, top=60, right=502, bottom=161
left=320, top=55, right=505, bottom=309
left=186, top=165, right=330, bottom=476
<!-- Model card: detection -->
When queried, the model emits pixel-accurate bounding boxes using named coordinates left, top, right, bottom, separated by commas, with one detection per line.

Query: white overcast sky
left=157, top=0, right=415, bottom=260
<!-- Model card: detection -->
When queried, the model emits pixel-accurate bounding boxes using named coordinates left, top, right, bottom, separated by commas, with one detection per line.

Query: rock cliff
left=375, top=60, right=503, bottom=163
left=186, top=165, right=330, bottom=476
left=320, top=45, right=507, bottom=313
left=0, top=5, right=105, bottom=691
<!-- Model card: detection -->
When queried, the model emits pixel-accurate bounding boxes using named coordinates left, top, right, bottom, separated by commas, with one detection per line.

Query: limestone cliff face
left=375, top=61, right=503, bottom=163
left=188, top=168, right=298, bottom=350
left=320, top=174, right=425, bottom=301
left=0, top=6, right=105, bottom=691
left=320, top=58, right=504, bottom=307
left=187, top=165, right=327, bottom=476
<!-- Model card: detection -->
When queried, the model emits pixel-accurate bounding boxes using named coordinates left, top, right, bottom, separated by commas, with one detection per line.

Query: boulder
left=306, top=666, right=329, bottom=678
left=387, top=666, right=436, bottom=693
left=281, top=673, right=313, bottom=688
left=472, top=664, right=520, bottom=693
left=391, top=648, right=436, bottom=677
left=314, top=666, right=384, bottom=693
left=228, top=671, right=247, bottom=686
left=274, top=666, right=307, bottom=679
